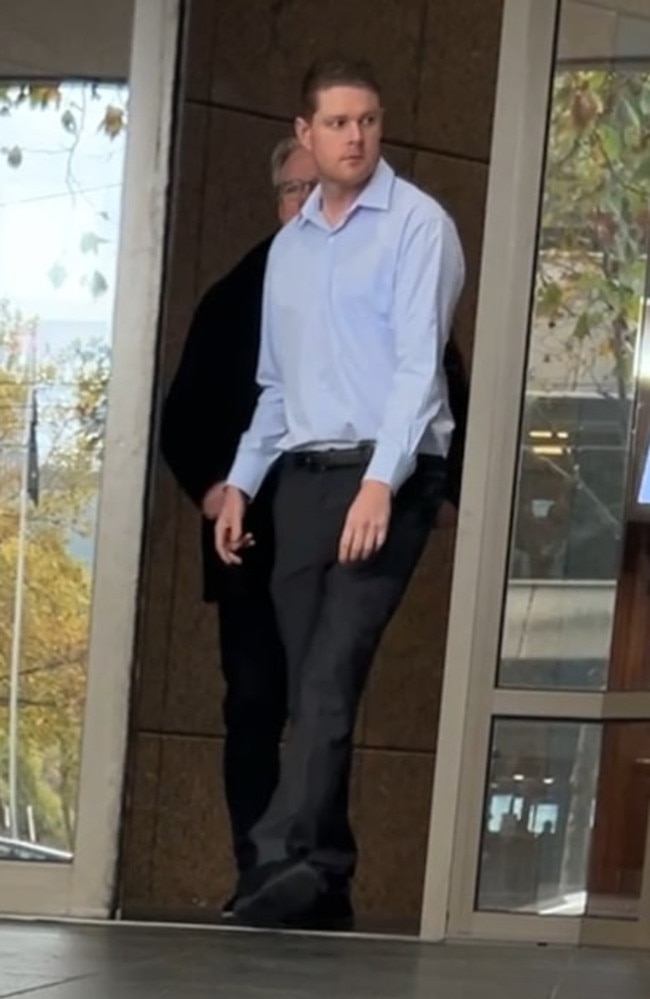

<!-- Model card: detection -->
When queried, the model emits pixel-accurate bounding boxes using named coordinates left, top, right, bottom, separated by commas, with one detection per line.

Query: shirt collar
left=298, top=157, right=395, bottom=227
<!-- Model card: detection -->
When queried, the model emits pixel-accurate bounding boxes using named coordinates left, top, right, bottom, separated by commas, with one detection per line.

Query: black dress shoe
left=281, top=890, right=355, bottom=932
left=233, top=860, right=324, bottom=928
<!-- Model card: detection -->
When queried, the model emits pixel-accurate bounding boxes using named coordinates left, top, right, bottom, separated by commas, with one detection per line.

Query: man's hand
left=215, top=486, right=254, bottom=565
left=202, top=481, right=226, bottom=520
left=338, top=480, right=392, bottom=564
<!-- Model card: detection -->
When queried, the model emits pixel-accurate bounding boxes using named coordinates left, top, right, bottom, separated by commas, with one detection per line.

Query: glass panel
left=498, top=1, right=650, bottom=691
left=477, top=720, right=601, bottom=915
left=477, top=719, right=650, bottom=919
left=0, top=81, right=127, bottom=858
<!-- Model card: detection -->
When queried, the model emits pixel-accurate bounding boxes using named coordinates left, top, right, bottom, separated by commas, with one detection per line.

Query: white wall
left=1, top=0, right=134, bottom=80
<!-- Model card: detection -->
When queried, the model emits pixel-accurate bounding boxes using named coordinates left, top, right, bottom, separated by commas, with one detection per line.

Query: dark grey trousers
left=248, top=453, right=446, bottom=884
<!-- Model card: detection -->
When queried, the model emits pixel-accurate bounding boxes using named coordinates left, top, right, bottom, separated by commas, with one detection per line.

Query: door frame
left=419, top=0, right=563, bottom=943
left=0, top=0, right=181, bottom=918
left=420, top=0, right=650, bottom=948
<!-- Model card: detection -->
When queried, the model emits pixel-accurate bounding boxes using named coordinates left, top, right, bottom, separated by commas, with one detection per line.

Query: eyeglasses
left=276, top=179, right=318, bottom=199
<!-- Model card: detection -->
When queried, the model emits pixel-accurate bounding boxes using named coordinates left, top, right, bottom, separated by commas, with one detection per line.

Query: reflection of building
left=2, top=0, right=650, bottom=964
left=514, top=394, right=631, bottom=581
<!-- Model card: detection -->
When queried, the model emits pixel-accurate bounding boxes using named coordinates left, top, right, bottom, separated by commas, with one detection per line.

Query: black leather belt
left=285, top=443, right=374, bottom=471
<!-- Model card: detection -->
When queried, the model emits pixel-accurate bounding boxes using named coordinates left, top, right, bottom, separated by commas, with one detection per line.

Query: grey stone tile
left=0, top=923, right=645, bottom=999
left=20, top=979, right=554, bottom=999
left=558, top=946, right=650, bottom=997
left=555, top=984, right=650, bottom=999
left=555, top=964, right=650, bottom=999
left=3, top=985, right=243, bottom=999
left=568, top=949, right=650, bottom=973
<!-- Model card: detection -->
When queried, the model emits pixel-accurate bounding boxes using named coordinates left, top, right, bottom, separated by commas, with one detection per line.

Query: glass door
left=0, top=0, right=179, bottom=916
left=431, top=0, right=650, bottom=947
left=581, top=293, right=650, bottom=944
left=0, top=77, right=128, bottom=860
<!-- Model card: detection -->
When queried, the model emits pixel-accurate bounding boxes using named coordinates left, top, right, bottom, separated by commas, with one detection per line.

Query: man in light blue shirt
left=217, top=56, right=465, bottom=929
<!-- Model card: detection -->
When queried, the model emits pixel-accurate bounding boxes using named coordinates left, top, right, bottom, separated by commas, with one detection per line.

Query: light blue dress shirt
left=226, top=157, right=465, bottom=498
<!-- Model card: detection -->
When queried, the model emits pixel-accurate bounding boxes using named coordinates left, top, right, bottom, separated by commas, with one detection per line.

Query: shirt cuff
left=226, top=452, right=273, bottom=501
left=363, top=443, right=416, bottom=494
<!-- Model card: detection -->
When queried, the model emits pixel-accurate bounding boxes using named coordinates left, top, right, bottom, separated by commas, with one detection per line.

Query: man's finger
left=216, top=518, right=255, bottom=564
left=223, top=534, right=244, bottom=565
left=341, top=521, right=368, bottom=563
left=348, top=523, right=370, bottom=563
left=338, top=519, right=355, bottom=563
left=355, top=519, right=390, bottom=562
left=216, top=519, right=239, bottom=562
left=359, top=525, right=379, bottom=561
left=373, top=522, right=388, bottom=555
left=215, top=520, right=231, bottom=562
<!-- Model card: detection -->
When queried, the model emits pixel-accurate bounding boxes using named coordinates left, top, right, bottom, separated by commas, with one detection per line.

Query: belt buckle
left=299, top=452, right=320, bottom=471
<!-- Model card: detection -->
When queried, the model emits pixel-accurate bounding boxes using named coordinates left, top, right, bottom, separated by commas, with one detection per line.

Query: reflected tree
left=0, top=79, right=123, bottom=850
left=513, top=70, right=650, bottom=580
left=0, top=305, right=110, bottom=847
left=535, top=69, right=650, bottom=398
left=0, top=81, right=127, bottom=302
left=531, top=68, right=650, bottom=906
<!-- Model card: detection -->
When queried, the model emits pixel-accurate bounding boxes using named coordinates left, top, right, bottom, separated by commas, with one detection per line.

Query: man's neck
left=320, top=175, right=371, bottom=227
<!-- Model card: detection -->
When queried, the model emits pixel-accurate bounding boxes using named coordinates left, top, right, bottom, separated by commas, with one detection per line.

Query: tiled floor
left=0, top=922, right=649, bottom=998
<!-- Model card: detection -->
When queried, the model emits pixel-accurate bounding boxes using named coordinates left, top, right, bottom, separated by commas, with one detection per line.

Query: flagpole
left=7, top=329, right=36, bottom=840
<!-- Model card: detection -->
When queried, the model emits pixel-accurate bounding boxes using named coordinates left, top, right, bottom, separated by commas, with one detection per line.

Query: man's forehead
left=315, top=85, right=381, bottom=115
left=281, top=147, right=316, bottom=177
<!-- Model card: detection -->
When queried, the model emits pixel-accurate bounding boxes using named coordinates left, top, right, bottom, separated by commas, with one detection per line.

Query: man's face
left=276, top=146, right=318, bottom=224
left=296, top=85, right=383, bottom=191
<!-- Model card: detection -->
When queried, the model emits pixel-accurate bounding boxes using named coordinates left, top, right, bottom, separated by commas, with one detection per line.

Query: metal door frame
left=421, top=0, right=650, bottom=949
left=0, top=0, right=181, bottom=918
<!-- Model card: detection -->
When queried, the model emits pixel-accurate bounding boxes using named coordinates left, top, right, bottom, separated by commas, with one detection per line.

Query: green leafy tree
left=0, top=79, right=122, bottom=849
left=511, top=69, right=650, bottom=582
left=534, top=69, right=650, bottom=399
left=0, top=305, right=110, bottom=849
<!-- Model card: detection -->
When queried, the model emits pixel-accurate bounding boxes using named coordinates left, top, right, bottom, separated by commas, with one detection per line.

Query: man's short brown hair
left=300, top=57, right=382, bottom=118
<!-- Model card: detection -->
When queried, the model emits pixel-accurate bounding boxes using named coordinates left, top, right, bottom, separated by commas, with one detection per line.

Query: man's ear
left=295, top=116, right=312, bottom=151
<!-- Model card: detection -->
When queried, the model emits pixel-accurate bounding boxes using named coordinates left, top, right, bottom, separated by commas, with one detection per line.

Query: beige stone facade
left=118, top=0, right=505, bottom=931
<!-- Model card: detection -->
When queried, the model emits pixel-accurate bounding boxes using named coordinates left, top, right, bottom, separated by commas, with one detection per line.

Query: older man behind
left=160, top=137, right=318, bottom=919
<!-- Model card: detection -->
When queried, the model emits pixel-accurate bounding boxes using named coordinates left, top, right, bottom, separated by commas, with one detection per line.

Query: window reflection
left=477, top=719, right=650, bottom=920
left=0, top=81, right=127, bottom=857
left=478, top=720, right=601, bottom=916
left=499, top=62, right=650, bottom=691
left=478, top=0, right=650, bottom=925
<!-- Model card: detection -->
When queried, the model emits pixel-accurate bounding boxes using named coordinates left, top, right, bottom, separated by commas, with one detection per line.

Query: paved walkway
left=1, top=922, right=649, bottom=997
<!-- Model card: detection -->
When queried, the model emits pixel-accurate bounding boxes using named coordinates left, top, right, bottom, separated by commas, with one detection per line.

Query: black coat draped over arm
left=160, top=235, right=274, bottom=507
